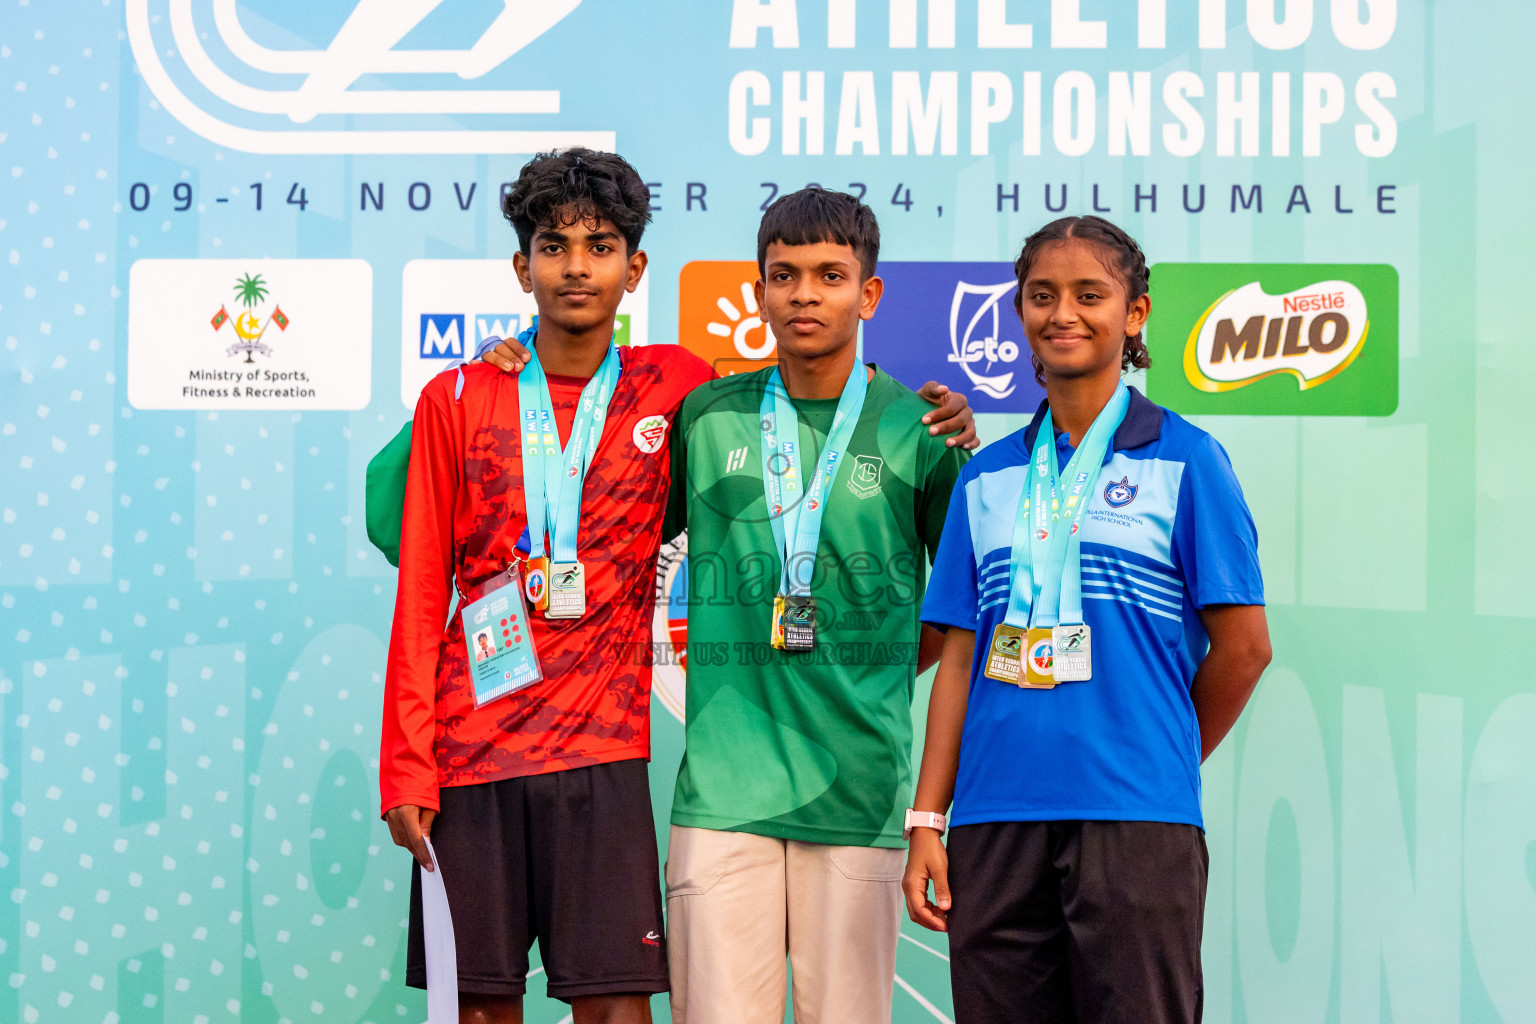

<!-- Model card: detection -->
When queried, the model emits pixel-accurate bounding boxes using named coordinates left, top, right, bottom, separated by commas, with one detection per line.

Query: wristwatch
left=903, top=808, right=948, bottom=840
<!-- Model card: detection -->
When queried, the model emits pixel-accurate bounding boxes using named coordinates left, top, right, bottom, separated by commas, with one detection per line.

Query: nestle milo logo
left=1190, top=280, right=1367, bottom=392
left=1149, top=264, right=1397, bottom=416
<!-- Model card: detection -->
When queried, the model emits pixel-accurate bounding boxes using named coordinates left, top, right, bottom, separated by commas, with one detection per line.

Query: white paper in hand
left=421, top=839, right=459, bottom=1024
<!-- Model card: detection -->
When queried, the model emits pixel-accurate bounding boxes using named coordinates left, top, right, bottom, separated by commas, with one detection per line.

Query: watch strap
left=903, top=808, right=948, bottom=839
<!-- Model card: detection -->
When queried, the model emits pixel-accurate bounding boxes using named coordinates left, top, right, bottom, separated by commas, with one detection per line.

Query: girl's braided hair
left=1012, top=216, right=1152, bottom=384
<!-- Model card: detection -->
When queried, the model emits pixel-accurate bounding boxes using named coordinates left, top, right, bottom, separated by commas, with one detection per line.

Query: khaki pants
left=665, top=825, right=903, bottom=1024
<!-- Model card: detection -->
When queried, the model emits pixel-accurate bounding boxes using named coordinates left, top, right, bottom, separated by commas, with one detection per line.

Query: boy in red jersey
left=381, top=150, right=711, bottom=1024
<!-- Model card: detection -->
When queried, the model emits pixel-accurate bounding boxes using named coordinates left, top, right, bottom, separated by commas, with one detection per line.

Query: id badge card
left=460, top=566, right=544, bottom=708
left=546, top=561, right=586, bottom=619
left=983, top=624, right=1025, bottom=684
left=1052, top=624, right=1092, bottom=682
left=1023, top=627, right=1058, bottom=689
left=524, top=556, right=550, bottom=613
left=771, top=594, right=817, bottom=651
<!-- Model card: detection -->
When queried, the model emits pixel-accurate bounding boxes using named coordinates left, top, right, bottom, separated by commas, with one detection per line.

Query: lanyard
left=759, top=362, right=869, bottom=596
left=1004, top=383, right=1130, bottom=629
left=516, top=318, right=622, bottom=563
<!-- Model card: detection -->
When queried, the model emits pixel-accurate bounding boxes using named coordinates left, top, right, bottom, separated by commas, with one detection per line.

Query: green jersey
left=668, top=366, right=968, bottom=847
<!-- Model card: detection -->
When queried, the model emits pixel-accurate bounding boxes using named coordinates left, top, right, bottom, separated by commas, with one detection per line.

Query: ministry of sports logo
left=211, top=271, right=290, bottom=362
left=126, top=0, right=614, bottom=154
left=128, top=258, right=373, bottom=411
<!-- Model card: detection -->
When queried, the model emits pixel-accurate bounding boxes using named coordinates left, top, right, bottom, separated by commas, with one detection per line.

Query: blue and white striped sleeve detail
left=978, top=551, right=1011, bottom=613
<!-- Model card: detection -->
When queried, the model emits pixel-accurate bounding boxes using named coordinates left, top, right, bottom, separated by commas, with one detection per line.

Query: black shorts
left=405, top=759, right=668, bottom=1001
left=946, top=820, right=1208, bottom=1024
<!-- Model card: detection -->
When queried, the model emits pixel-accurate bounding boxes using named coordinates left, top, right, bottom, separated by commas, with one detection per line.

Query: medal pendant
left=771, top=594, right=817, bottom=651
left=1023, top=627, right=1058, bottom=689
left=1051, top=624, right=1092, bottom=682
left=524, top=556, right=550, bottom=613
left=983, top=624, right=1026, bottom=684
left=545, top=561, right=586, bottom=619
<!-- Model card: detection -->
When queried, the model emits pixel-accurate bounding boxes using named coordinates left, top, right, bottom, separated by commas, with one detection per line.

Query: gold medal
left=983, top=624, right=1026, bottom=684
left=1023, top=627, right=1058, bottom=689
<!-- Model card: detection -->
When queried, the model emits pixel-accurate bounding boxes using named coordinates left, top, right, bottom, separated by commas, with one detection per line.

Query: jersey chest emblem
left=847, top=454, right=883, bottom=499
left=632, top=414, right=668, bottom=454
left=1103, top=476, right=1139, bottom=508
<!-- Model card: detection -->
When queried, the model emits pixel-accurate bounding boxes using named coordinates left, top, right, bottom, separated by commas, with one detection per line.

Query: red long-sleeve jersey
left=380, top=346, right=714, bottom=815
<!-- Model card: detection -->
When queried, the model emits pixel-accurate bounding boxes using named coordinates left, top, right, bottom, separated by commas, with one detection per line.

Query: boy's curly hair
left=501, top=148, right=652, bottom=255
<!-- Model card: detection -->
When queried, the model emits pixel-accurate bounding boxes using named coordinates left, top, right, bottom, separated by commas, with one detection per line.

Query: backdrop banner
left=3, top=2, right=1534, bottom=1023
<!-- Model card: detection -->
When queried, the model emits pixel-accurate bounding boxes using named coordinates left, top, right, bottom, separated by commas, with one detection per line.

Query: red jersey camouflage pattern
left=380, top=345, right=715, bottom=815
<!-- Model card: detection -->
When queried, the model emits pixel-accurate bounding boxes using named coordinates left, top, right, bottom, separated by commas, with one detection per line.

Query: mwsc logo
left=418, top=313, right=523, bottom=360
left=401, top=260, right=647, bottom=408
left=125, top=0, right=614, bottom=154
left=1148, top=264, right=1398, bottom=416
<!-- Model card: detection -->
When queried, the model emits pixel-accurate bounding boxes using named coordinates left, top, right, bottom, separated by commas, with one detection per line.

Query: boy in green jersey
left=663, top=188, right=970, bottom=1024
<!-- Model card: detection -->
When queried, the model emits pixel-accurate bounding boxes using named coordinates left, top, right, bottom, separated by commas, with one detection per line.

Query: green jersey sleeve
left=918, top=440, right=970, bottom=564
left=365, top=420, right=414, bottom=568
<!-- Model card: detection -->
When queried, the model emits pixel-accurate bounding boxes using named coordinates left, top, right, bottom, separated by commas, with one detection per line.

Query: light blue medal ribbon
left=1003, top=383, right=1131, bottom=629
left=516, top=318, right=623, bottom=563
left=759, top=362, right=869, bottom=596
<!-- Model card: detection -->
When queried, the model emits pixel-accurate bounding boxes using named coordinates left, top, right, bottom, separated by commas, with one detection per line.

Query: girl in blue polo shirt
left=902, top=216, right=1272, bottom=1024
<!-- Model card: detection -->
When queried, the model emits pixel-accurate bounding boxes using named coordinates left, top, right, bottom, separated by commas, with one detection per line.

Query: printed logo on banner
left=401, top=260, right=647, bottom=408
left=419, top=314, right=465, bottom=359
left=679, top=261, right=777, bottom=376
left=417, top=313, right=523, bottom=360
left=128, top=259, right=372, bottom=410
left=125, top=0, right=614, bottom=154
left=1147, top=264, right=1399, bottom=416
left=210, top=271, right=292, bottom=362
left=863, top=263, right=1046, bottom=414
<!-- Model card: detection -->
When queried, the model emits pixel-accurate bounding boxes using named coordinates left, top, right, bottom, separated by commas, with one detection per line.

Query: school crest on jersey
left=632, top=414, right=668, bottom=454
left=847, top=454, right=883, bottom=499
left=1103, top=476, right=1138, bottom=508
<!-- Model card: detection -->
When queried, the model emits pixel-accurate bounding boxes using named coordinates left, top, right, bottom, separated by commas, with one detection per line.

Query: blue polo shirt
left=921, top=387, right=1263, bottom=829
